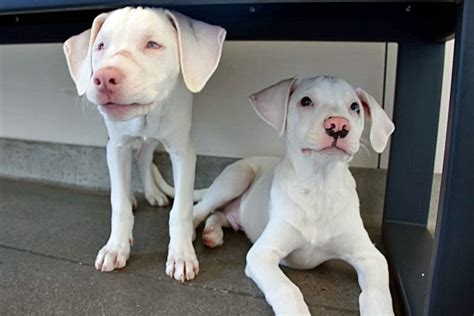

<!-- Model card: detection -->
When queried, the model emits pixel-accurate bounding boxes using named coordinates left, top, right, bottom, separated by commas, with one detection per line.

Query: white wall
left=0, top=44, right=107, bottom=146
left=0, top=41, right=453, bottom=171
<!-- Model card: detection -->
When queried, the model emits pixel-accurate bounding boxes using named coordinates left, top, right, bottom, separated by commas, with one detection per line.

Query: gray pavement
left=0, top=177, right=371, bottom=315
left=0, top=162, right=430, bottom=315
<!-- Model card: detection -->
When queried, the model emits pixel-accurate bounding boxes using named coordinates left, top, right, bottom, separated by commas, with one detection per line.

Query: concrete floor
left=0, top=175, right=399, bottom=315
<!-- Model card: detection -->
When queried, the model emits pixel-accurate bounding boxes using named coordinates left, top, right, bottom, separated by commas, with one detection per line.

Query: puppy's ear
left=165, top=10, right=226, bottom=93
left=249, top=78, right=298, bottom=136
left=63, top=13, right=109, bottom=95
left=355, top=88, right=395, bottom=153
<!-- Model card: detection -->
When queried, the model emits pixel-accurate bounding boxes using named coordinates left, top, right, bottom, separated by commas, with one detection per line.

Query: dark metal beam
left=0, top=2, right=457, bottom=44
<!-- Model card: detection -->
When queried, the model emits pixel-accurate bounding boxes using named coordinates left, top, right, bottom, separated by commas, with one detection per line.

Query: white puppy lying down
left=193, top=76, right=395, bottom=315
left=63, top=7, right=225, bottom=281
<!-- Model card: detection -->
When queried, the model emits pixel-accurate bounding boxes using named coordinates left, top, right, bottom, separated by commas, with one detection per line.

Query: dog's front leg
left=95, top=140, right=134, bottom=272
left=343, top=234, right=394, bottom=315
left=164, top=142, right=198, bottom=282
left=245, top=221, right=309, bottom=315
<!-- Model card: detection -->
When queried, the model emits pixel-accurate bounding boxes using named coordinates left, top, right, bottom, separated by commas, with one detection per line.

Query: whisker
left=72, top=95, right=98, bottom=119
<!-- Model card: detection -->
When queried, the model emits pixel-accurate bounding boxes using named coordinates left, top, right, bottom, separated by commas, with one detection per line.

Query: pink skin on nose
left=323, top=116, right=350, bottom=133
left=93, top=67, right=124, bottom=103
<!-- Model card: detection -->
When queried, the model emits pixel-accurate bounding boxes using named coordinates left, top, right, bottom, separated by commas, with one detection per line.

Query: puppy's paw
left=359, top=289, right=394, bottom=316
left=144, top=186, right=169, bottom=207
left=165, top=243, right=199, bottom=282
left=95, top=242, right=130, bottom=272
left=270, top=285, right=310, bottom=316
left=202, top=225, right=224, bottom=248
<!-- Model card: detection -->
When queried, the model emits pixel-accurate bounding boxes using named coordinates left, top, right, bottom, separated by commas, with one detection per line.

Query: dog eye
left=350, top=102, right=360, bottom=114
left=300, top=97, right=313, bottom=107
left=146, top=41, right=161, bottom=49
left=97, top=42, right=105, bottom=51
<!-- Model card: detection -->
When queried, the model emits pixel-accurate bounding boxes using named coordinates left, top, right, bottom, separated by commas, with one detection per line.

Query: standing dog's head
left=249, top=76, right=395, bottom=163
left=63, top=7, right=226, bottom=121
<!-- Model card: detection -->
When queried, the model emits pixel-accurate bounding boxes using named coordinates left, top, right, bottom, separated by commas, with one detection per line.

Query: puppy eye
left=146, top=41, right=161, bottom=49
left=97, top=42, right=105, bottom=51
left=300, top=96, right=313, bottom=107
left=350, top=102, right=360, bottom=114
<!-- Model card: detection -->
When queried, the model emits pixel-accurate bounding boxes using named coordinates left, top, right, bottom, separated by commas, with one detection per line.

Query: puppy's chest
left=288, top=185, right=358, bottom=246
left=108, top=114, right=163, bottom=141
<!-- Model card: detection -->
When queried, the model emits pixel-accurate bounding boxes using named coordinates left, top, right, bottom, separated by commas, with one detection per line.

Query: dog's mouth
left=320, top=146, right=350, bottom=155
left=100, top=102, right=152, bottom=109
left=302, top=146, right=351, bottom=157
left=98, top=102, right=154, bottom=119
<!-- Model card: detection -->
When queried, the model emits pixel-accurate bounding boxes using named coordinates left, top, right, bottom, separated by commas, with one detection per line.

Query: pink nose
left=93, top=67, right=124, bottom=93
left=324, top=116, right=351, bottom=139
left=324, top=116, right=350, bottom=132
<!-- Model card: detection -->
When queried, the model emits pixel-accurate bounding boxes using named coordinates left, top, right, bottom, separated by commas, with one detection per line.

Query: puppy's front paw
left=359, top=289, right=394, bottom=316
left=165, top=243, right=199, bottom=282
left=95, top=242, right=131, bottom=272
left=270, top=285, right=310, bottom=316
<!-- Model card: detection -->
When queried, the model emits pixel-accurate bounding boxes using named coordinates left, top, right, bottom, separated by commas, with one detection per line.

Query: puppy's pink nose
left=324, top=116, right=350, bottom=132
left=324, top=116, right=350, bottom=139
left=93, top=67, right=123, bottom=93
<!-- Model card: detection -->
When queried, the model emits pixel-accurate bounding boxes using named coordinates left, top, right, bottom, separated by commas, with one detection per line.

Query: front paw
left=165, top=242, right=199, bottom=282
left=95, top=241, right=131, bottom=272
left=270, top=286, right=311, bottom=316
left=359, top=289, right=394, bottom=316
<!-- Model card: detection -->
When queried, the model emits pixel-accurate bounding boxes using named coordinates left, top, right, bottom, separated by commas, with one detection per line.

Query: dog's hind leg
left=193, top=160, right=254, bottom=230
left=201, top=196, right=242, bottom=248
left=137, top=141, right=169, bottom=207
left=202, top=211, right=229, bottom=248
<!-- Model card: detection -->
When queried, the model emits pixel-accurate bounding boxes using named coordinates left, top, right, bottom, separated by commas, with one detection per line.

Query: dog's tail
left=151, top=163, right=207, bottom=202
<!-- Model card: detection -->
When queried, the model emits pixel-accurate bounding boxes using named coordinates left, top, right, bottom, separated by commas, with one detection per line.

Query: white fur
left=193, top=76, right=395, bottom=315
left=63, top=7, right=226, bottom=281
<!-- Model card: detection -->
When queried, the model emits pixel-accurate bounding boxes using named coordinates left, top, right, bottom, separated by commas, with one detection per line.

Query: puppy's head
left=249, top=76, right=395, bottom=163
left=63, top=7, right=226, bottom=121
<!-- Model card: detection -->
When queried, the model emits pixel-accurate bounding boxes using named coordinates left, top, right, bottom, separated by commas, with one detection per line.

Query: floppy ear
left=248, top=78, right=298, bottom=136
left=355, top=87, right=395, bottom=153
left=63, top=13, right=109, bottom=95
left=165, top=10, right=226, bottom=93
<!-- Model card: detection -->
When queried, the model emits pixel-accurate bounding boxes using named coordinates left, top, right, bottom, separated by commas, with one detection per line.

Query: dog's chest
left=106, top=111, right=165, bottom=141
left=287, top=181, right=358, bottom=247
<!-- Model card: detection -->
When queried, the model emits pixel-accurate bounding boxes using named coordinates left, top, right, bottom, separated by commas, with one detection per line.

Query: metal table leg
left=382, top=40, right=445, bottom=315
left=426, top=1, right=474, bottom=314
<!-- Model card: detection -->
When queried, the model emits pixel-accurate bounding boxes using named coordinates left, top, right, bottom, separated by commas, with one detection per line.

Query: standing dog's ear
left=355, top=88, right=395, bottom=153
left=249, top=78, right=298, bottom=136
left=63, top=13, right=109, bottom=95
left=165, top=10, right=226, bottom=93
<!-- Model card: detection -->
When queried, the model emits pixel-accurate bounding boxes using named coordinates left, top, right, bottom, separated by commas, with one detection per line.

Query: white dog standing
left=63, top=7, right=226, bottom=281
left=193, top=76, right=395, bottom=315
